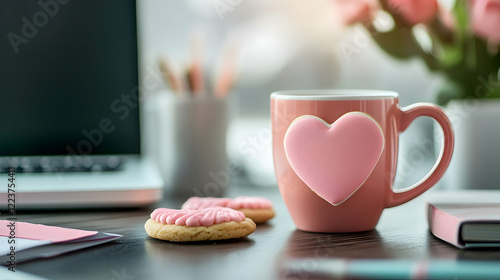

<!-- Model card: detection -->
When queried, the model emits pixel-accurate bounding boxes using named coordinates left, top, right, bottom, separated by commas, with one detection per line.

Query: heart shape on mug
left=284, top=112, right=384, bottom=206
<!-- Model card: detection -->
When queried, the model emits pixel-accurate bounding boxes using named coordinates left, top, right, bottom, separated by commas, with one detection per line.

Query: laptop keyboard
left=0, top=156, right=125, bottom=173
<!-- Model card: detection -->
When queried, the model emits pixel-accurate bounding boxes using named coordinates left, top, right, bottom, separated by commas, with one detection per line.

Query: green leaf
left=436, top=80, right=466, bottom=105
left=439, top=44, right=463, bottom=67
left=367, top=25, right=420, bottom=59
left=453, top=0, right=469, bottom=35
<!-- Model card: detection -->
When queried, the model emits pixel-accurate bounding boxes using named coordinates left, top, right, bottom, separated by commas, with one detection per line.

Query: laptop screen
left=0, top=0, right=140, bottom=157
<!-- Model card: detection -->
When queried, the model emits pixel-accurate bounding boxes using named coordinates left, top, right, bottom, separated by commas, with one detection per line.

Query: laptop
left=0, top=0, right=163, bottom=208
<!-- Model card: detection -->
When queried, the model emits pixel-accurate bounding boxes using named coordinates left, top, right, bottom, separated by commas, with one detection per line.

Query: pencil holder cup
left=149, top=93, right=230, bottom=199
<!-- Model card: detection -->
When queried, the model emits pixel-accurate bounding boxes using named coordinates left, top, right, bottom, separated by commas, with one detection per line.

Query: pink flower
left=388, top=0, right=438, bottom=26
left=438, top=6, right=456, bottom=30
left=471, top=0, right=500, bottom=43
left=336, top=0, right=376, bottom=26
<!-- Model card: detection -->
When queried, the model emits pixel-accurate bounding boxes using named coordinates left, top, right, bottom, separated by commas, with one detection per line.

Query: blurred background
left=139, top=0, right=443, bottom=108
left=140, top=0, right=443, bottom=190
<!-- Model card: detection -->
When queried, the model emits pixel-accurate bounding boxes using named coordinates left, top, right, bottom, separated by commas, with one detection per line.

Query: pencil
left=189, top=34, right=205, bottom=96
left=158, top=56, right=183, bottom=95
left=284, top=259, right=500, bottom=280
left=214, top=41, right=238, bottom=99
left=185, top=66, right=195, bottom=95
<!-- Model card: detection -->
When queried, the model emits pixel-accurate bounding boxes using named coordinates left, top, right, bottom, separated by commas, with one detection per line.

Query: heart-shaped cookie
left=284, top=112, right=384, bottom=206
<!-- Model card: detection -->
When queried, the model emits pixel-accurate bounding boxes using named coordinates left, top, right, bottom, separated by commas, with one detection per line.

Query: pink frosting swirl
left=150, top=206, right=245, bottom=227
left=182, top=196, right=273, bottom=210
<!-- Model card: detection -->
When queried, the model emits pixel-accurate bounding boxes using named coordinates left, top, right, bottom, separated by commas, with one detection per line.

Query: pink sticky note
left=0, top=220, right=97, bottom=242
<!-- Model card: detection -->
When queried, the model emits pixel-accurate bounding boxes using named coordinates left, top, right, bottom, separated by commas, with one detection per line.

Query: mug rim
left=270, top=89, right=399, bottom=100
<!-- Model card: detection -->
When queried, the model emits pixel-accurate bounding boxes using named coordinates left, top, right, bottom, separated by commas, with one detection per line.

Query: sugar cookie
left=182, top=196, right=275, bottom=223
left=145, top=206, right=256, bottom=242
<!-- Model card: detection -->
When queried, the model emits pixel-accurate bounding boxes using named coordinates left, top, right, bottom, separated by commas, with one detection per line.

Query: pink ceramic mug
left=271, top=90, right=454, bottom=233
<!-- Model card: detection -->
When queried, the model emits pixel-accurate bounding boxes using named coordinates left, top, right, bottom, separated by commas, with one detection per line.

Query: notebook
left=427, top=191, right=500, bottom=249
left=0, top=220, right=121, bottom=265
left=0, top=0, right=163, bottom=208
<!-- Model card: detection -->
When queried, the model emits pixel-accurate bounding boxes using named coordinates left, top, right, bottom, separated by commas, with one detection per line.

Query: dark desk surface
left=9, top=186, right=500, bottom=280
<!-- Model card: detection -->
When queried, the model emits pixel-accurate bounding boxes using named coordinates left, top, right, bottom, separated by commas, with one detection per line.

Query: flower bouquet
left=336, top=0, right=500, bottom=105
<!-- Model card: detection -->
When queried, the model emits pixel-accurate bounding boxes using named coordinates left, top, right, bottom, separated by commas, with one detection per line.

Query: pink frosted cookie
left=144, top=206, right=256, bottom=242
left=182, top=196, right=275, bottom=223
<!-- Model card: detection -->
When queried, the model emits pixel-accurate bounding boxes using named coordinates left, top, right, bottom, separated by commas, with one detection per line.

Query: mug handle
left=385, top=103, right=454, bottom=208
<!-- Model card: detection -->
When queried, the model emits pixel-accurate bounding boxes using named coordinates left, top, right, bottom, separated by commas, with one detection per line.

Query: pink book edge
left=427, top=203, right=463, bottom=248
